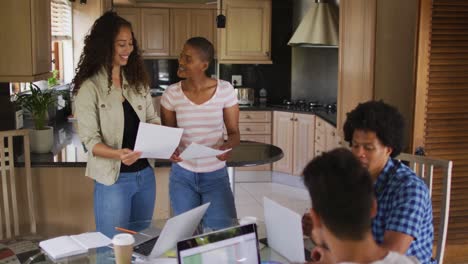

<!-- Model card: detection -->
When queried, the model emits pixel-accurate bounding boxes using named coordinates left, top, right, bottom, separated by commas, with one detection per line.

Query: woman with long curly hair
left=73, top=11, right=160, bottom=238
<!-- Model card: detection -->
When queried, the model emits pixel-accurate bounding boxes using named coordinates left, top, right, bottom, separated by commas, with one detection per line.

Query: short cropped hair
left=186, top=37, right=214, bottom=65
left=343, top=100, right=405, bottom=158
left=302, top=148, right=374, bottom=240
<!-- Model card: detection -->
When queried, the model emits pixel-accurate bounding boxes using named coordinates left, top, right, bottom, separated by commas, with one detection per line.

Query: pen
left=115, top=227, right=153, bottom=237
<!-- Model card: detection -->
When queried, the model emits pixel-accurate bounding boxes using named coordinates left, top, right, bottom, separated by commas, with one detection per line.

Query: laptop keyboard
left=134, top=236, right=159, bottom=256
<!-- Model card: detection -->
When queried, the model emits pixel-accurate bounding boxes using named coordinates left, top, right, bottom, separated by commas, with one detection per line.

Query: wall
left=291, top=0, right=339, bottom=103
left=72, top=0, right=110, bottom=69
left=374, top=0, right=418, bottom=148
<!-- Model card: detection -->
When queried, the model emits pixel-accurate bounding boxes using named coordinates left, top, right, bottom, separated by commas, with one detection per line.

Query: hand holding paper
left=179, top=143, right=231, bottom=160
left=134, top=122, right=183, bottom=159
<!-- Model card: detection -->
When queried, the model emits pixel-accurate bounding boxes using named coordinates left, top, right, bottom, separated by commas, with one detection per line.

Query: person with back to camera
left=303, top=148, right=420, bottom=264
left=304, top=101, right=433, bottom=263
left=74, top=11, right=160, bottom=238
left=160, top=37, right=240, bottom=230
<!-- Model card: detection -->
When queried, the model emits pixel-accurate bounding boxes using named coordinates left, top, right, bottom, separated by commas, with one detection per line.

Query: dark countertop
left=15, top=121, right=283, bottom=168
left=240, top=105, right=337, bottom=127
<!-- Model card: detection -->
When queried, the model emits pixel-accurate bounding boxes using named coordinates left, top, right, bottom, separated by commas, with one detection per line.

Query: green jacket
left=75, top=69, right=160, bottom=185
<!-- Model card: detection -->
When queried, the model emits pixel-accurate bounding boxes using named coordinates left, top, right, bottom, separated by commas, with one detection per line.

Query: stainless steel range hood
left=288, top=1, right=339, bottom=48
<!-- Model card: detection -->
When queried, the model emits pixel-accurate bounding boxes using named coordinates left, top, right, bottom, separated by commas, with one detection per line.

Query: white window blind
left=51, top=0, right=72, bottom=39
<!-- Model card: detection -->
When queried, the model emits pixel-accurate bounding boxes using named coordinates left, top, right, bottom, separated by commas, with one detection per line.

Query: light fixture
left=216, top=0, right=226, bottom=28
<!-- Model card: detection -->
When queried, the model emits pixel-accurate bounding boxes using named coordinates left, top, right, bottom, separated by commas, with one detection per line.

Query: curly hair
left=343, top=100, right=405, bottom=158
left=72, top=11, right=148, bottom=94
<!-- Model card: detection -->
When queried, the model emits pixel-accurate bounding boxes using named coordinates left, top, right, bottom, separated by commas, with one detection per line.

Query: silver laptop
left=133, top=202, right=210, bottom=259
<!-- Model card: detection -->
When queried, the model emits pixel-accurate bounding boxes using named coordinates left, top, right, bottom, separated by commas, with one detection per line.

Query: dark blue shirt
left=373, top=158, right=434, bottom=264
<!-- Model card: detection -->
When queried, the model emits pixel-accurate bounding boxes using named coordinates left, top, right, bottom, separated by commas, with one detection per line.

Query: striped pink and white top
left=160, top=80, right=238, bottom=172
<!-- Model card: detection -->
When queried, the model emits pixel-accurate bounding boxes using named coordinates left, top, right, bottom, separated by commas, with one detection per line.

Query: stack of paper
left=39, top=232, right=111, bottom=259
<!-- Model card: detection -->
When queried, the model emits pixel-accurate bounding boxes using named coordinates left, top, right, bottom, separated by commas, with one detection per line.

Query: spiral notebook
left=39, top=232, right=111, bottom=259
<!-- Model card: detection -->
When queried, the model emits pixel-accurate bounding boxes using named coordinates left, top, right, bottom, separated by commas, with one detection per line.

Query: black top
left=120, top=99, right=149, bottom=172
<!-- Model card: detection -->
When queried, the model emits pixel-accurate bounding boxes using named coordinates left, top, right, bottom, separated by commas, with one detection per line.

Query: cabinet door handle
left=245, top=127, right=251, bottom=131
left=317, top=136, right=320, bottom=140
left=332, top=132, right=335, bottom=136
left=290, top=118, right=294, bottom=121
left=245, top=115, right=251, bottom=119
left=294, top=118, right=298, bottom=121
left=266, top=51, right=270, bottom=56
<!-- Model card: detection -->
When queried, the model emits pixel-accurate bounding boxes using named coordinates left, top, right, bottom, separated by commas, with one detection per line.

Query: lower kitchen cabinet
left=225, top=111, right=272, bottom=171
left=315, top=116, right=346, bottom=157
left=273, top=111, right=315, bottom=176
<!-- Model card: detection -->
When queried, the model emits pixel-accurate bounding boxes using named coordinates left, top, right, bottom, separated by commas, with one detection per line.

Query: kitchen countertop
left=15, top=104, right=334, bottom=167
left=15, top=121, right=283, bottom=168
left=240, top=105, right=337, bottom=127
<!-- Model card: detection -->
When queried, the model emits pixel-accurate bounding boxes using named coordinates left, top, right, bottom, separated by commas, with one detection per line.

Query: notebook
left=263, top=197, right=306, bottom=263
left=39, top=232, right=111, bottom=259
left=177, top=223, right=260, bottom=264
left=133, top=202, right=210, bottom=260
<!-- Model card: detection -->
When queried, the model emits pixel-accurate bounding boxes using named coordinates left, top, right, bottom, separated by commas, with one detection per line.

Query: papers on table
left=134, top=122, right=183, bottom=159
left=179, top=143, right=231, bottom=160
left=39, top=232, right=111, bottom=260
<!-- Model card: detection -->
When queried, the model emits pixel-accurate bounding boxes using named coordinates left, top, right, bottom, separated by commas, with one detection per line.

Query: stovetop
left=271, top=100, right=337, bottom=114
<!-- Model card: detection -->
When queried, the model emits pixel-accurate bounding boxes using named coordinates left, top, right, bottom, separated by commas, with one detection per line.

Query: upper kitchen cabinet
left=170, top=9, right=216, bottom=57
left=337, top=0, right=419, bottom=149
left=219, top=0, right=272, bottom=64
left=115, top=7, right=141, bottom=45
left=141, top=9, right=170, bottom=57
left=0, top=0, right=51, bottom=82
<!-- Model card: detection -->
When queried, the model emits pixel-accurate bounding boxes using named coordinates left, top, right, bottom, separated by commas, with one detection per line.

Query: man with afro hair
left=343, top=100, right=433, bottom=264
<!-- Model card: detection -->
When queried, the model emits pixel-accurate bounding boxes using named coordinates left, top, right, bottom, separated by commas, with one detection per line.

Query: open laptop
left=177, top=223, right=260, bottom=264
left=263, top=197, right=311, bottom=263
left=132, top=202, right=210, bottom=259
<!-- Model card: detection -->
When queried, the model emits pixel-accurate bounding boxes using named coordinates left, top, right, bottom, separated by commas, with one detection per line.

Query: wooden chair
left=0, top=129, right=36, bottom=240
left=396, top=153, right=453, bottom=264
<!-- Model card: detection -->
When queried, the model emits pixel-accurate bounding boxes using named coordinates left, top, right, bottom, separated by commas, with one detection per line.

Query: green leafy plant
left=48, top=70, right=59, bottom=87
left=14, top=83, right=60, bottom=130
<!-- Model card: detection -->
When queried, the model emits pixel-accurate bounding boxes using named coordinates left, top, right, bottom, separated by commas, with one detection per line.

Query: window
left=51, top=0, right=73, bottom=83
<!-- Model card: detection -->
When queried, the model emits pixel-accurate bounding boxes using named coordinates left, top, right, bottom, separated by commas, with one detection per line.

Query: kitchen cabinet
left=170, top=9, right=216, bottom=57
left=337, top=0, right=419, bottom=149
left=141, top=8, right=170, bottom=57
left=0, top=0, right=51, bottom=82
left=116, top=7, right=169, bottom=57
left=116, top=6, right=215, bottom=58
left=218, top=0, right=272, bottom=64
left=229, top=111, right=272, bottom=171
left=314, top=116, right=345, bottom=157
left=115, top=7, right=141, bottom=45
left=273, top=112, right=315, bottom=176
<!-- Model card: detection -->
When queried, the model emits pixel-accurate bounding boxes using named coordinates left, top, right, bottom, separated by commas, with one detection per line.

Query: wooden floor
left=445, top=243, right=468, bottom=264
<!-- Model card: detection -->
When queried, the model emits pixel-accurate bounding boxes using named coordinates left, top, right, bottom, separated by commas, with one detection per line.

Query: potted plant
left=14, top=83, right=61, bottom=153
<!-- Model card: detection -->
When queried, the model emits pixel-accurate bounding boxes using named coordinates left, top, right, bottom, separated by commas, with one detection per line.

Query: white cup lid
left=239, top=216, right=257, bottom=225
left=112, top=233, right=135, bottom=246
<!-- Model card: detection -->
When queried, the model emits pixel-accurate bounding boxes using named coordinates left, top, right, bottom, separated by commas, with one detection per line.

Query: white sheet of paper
left=179, top=143, right=231, bottom=160
left=134, top=122, right=183, bottom=159
left=263, top=197, right=305, bottom=263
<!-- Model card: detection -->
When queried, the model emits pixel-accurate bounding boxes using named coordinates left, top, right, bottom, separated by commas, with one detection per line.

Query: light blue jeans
left=94, top=166, right=156, bottom=238
left=169, top=163, right=237, bottom=230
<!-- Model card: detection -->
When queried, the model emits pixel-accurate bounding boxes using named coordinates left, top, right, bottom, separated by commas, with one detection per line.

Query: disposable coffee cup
left=239, top=216, right=257, bottom=225
left=112, top=233, right=135, bottom=264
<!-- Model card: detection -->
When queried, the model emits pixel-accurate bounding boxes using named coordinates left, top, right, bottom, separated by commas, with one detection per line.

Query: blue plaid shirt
left=373, top=158, right=434, bottom=264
